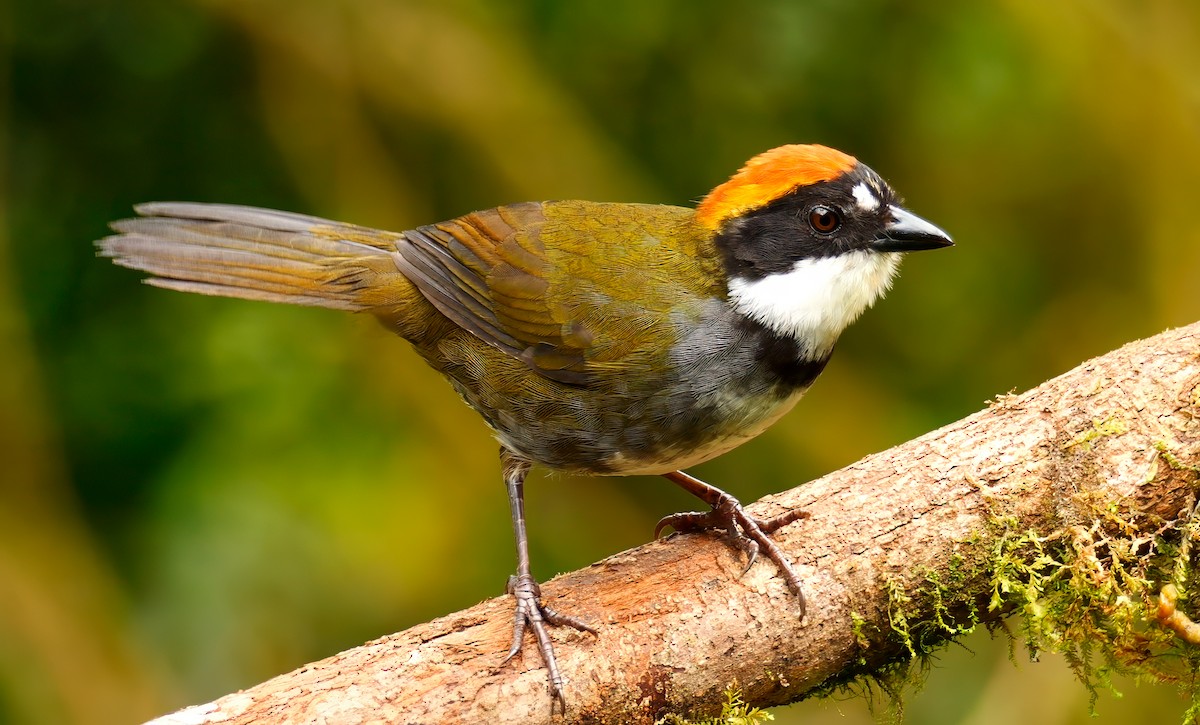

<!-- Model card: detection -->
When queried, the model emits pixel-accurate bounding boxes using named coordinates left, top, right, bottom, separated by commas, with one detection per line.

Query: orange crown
left=695, top=144, right=857, bottom=231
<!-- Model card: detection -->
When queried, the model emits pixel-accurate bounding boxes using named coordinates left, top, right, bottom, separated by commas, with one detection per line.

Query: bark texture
left=149, top=322, right=1200, bottom=725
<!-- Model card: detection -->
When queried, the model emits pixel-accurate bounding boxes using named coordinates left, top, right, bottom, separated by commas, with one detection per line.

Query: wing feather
left=395, top=200, right=711, bottom=384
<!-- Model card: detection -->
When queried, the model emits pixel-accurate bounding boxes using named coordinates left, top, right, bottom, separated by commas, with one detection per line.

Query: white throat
left=727, top=251, right=901, bottom=358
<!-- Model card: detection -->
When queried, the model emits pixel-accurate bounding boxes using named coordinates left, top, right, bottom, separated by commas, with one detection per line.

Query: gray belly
left=588, top=384, right=809, bottom=475
left=443, top=299, right=830, bottom=475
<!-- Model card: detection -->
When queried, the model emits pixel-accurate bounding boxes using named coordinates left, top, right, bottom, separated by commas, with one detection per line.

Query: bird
left=97, top=143, right=952, bottom=712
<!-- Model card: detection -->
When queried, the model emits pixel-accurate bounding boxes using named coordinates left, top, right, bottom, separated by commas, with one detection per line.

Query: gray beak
left=871, top=205, right=954, bottom=252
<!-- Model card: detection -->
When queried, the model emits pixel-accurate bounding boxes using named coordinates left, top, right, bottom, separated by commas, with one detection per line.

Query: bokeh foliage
left=2, top=1, right=1198, bottom=723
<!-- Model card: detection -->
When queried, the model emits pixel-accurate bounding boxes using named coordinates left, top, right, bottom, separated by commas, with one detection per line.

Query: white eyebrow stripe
left=852, top=182, right=880, bottom=211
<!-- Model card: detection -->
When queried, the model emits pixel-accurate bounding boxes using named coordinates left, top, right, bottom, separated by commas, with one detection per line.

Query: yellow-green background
left=2, top=1, right=1198, bottom=723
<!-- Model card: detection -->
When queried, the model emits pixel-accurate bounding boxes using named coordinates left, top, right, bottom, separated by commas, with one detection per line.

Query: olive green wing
left=394, top=200, right=720, bottom=384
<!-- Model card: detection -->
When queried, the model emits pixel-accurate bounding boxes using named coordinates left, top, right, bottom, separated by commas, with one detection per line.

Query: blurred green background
left=2, top=1, right=1199, bottom=723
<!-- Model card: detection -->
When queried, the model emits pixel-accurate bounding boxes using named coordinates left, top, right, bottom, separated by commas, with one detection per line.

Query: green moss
left=806, top=578, right=947, bottom=721
left=924, top=564, right=979, bottom=638
left=851, top=611, right=871, bottom=662
left=1156, top=440, right=1200, bottom=475
left=657, top=686, right=773, bottom=725
left=979, top=500, right=1200, bottom=717
left=887, top=577, right=917, bottom=658
left=691, top=439, right=1200, bottom=723
left=830, top=466, right=1200, bottom=722
left=1063, top=415, right=1129, bottom=450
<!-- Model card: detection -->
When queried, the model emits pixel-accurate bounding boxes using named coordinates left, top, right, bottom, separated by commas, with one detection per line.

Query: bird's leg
left=655, top=470, right=809, bottom=613
left=499, top=448, right=596, bottom=714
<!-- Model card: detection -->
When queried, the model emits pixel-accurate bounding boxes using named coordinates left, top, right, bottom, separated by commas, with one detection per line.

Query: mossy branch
left=148, top=322, right=1200, bottom=725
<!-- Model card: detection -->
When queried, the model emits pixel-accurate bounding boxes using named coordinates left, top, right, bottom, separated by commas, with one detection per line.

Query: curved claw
left=542, top=603, right=599, bottom=635
left=654, top=510, right=710, bottom=538
left=657, top=473, right=810, bottom=615
left=739, top=537, right=760, bottom=576
left=503, top=573, right=597, bottom=714
left=731, top=508, right=806, bottom=607
left=758, top=508, right=811, bottom=535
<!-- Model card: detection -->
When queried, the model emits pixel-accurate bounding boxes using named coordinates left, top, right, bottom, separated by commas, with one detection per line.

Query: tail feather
left=97, top=202, right=411, bottom=312
left=133, top=202, right=344, bottom=232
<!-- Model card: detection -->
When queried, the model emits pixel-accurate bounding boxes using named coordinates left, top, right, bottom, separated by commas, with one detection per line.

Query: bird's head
left=697, top=144, right=953, bottom=359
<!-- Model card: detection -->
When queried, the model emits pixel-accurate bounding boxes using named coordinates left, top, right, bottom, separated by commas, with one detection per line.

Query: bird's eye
left=808, top=206, right=842, bottom=234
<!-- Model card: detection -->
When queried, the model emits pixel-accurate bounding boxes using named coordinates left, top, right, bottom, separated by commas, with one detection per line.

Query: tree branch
left=149, top=322, right=1200, bottom=725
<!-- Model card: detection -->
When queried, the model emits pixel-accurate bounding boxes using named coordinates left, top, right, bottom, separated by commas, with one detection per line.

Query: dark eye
left=808, top=205, right=842, bottom=234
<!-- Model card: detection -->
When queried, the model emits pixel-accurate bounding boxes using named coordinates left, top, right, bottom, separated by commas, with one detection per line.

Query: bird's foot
left=655, top=492, right=809, bottom=610
left=503, top=572, right=597, bottom=714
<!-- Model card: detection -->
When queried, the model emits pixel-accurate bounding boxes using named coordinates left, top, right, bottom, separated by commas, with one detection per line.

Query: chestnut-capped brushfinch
left=99, top=144, right=952, bottom=711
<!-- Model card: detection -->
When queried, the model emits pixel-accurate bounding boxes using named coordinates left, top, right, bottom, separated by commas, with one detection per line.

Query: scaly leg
left=499, top=448, right=596, bottom=713
left=655, top=470, right=809, bottom=614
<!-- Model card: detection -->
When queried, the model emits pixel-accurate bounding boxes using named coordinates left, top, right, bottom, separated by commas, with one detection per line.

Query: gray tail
left=97, top=202, right=410, bottom=311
